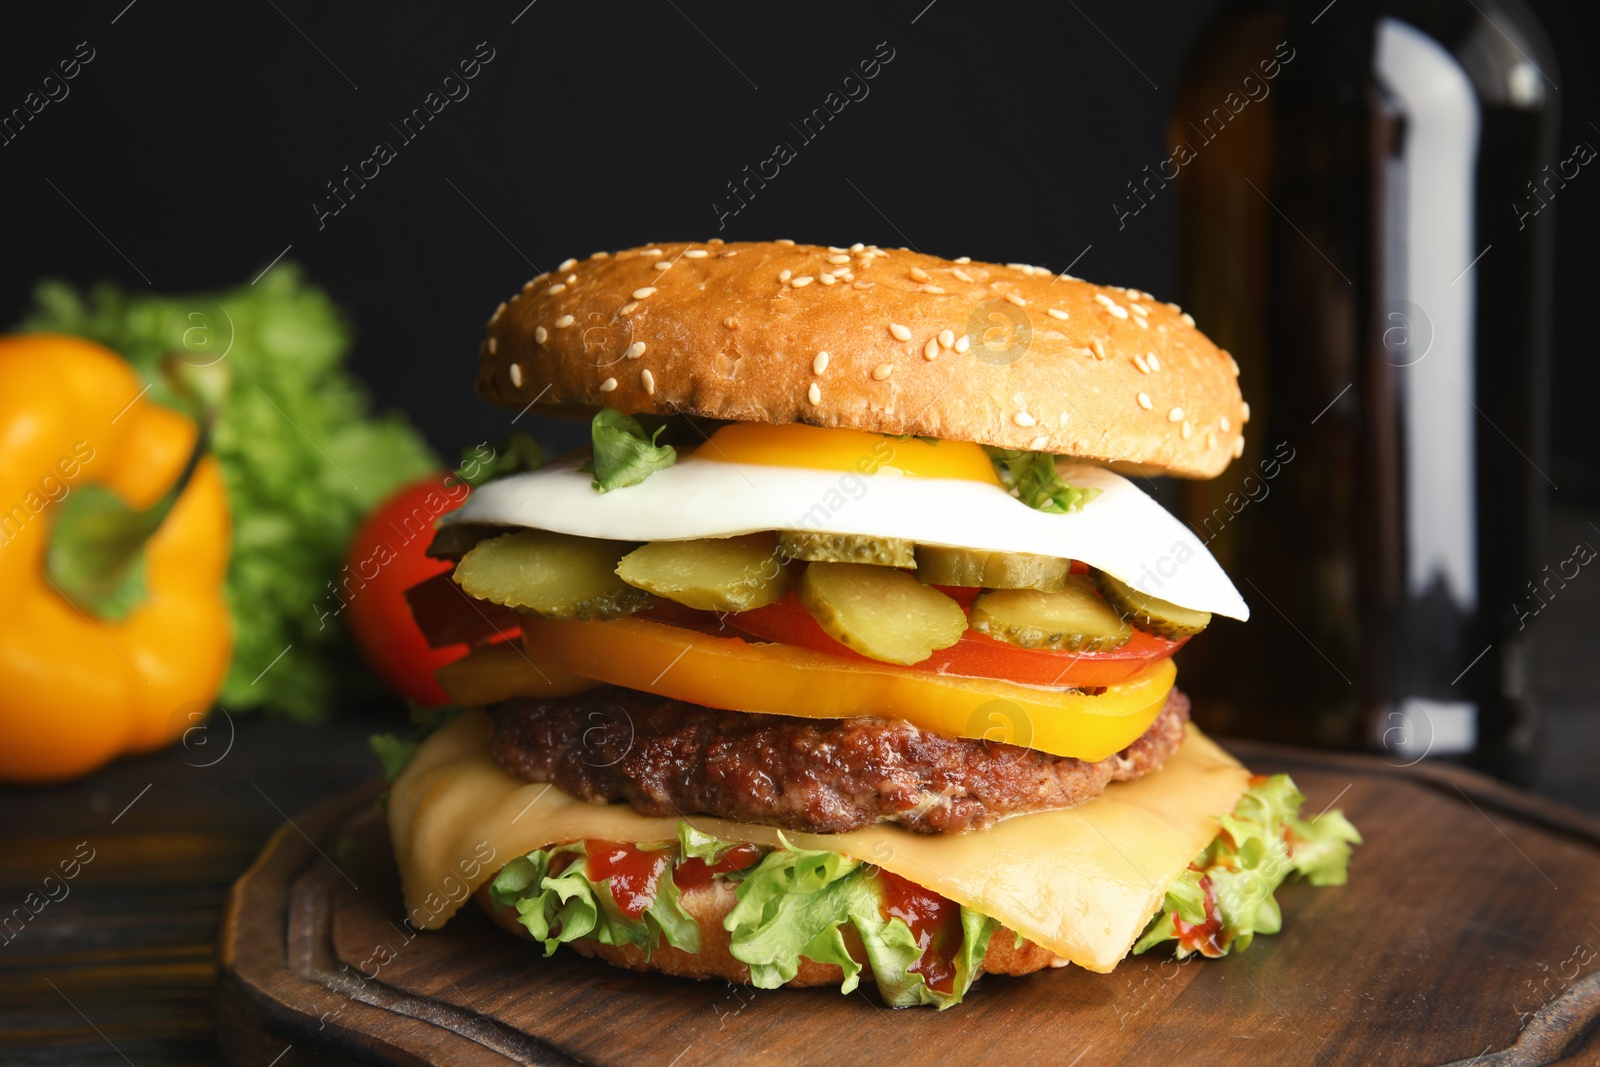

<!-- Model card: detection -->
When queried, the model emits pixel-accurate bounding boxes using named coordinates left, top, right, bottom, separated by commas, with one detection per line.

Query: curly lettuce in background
left=23, top=266, right=438, bottom=720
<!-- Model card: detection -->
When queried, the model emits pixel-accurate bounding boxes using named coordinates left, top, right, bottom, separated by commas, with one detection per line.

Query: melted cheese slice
left=389, top=713, right=1250, bottom=972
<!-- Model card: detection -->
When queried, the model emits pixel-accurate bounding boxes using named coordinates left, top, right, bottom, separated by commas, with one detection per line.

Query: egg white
left=444, top=455, right=1249, bottom=620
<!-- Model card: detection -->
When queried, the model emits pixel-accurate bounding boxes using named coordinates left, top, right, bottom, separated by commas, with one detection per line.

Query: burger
left=383, top=240, right=1360, bottom=1009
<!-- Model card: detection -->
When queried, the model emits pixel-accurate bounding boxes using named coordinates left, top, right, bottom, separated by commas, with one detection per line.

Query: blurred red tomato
left=344, top=475, right=469, bottom=705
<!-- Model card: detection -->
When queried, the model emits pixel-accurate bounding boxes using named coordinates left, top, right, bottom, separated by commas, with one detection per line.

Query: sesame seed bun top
left=476, top=240, right=1247, bottom=478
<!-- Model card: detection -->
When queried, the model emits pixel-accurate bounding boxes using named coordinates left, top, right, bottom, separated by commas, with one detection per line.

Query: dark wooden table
left=2, top=502, right=1596, bottom=1064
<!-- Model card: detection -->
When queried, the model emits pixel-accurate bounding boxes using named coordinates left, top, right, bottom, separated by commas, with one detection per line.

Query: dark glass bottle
left=1171, top=0, right=1559, bottom=781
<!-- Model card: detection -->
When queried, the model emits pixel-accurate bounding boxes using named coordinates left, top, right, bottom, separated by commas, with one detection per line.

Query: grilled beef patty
left=490, top=685, right=1189, bottom=835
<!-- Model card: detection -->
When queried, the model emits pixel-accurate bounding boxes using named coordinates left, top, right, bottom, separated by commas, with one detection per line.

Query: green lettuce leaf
left=22, top=268, right=438, bottom=720
left=984, top=448, right=1102, bottom=513
left=725, top=834, right=995, bottom=1009
left=590, top=409, right=676, bottom=492
left=1133, top=774, right=1362, bottom=959
left=489, top=842, right=699, bottom=958
left=454, top=431, right=544, bottom=490
left=491, top=827, right=995, bottom=1009
left=368, top=733, right=419, bottom=784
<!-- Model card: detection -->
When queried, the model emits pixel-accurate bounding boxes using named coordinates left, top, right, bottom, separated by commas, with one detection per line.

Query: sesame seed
left=1059, top=411, right=1070, bottom=426
left=924, top=338, right=940, bottom=360
left=1181, top=312, right=1196, bottom=327
left=1089, top=338, right=1107, bottom=361
left=1108, top=303, right=1129, bottom=319
left=599, top=377, right=618, bottom=392
left=820, top=273, right=836, bottom=285
left=555, top=314, right=575, bottom=328
left=508, top=362, right=522, bottom=386
left=724, top=317, right=739, bottom=329
left=548, top=283, right=567, bottom=295
left=1167, top=406, right=1184, bottom=422
left=643, top=248, right=663, bottom=257
left=1207, top=431, right=1217, bottom=449
left=829, top=246, right=847, bottom=253
left=1241, top=402, right=1250, bottom=423
left=522, top=279, right=539, bottom=293
left=641, top=368, right=656, bottom=394
left=625, top=341, right=647, bottom=359
left=851, top=243, right=865, bottom=252
left=1134, top=354, right=1150, bottom=374
left=889, top=323, right=911, bottom=341
left=938, top=329, right=955, bottom=348
left=487, top=336, right=498, bottom=355
left=1219, top=415, right=1231, bottom=432
left=813, top=351, right=830, bottom=374
left=1013, top=411, right=1037, bottom=427
left=1005, top=292, right=1028, bottom=307
left=592, top=250, right=610, bottom=259
left=685, top=249, right=708, bottom=258
left=954, top=334, right=970, bottom=354
left=1181, top=420, right=1193, bottom=439
left=535, top=326, right=549, bottom=344
left=1233, top=436, right=1245, bottom=458
left=808, top=382, right=822, bottom=405
left=923, top=285, right=946, bottom=294
left=632, top=287, right=657, bottom=299
left=1137, top=392, right=1153, bottom=410
left=954, top=256, right=970, bottom=264
left=872, top=362, right=895, bottom=381
left=1030, top=435, right=1049, bottom=450
left=718, top=250, right=739, bottom=258
left=1130, top=303, right=1148, bottom=316
left=776, top=238, right=796, bottom=246
left=779, top=269, right=792, bottom=282
left=853, top=280, right=874, bottom=290
left=1147, top=353, right=1161, bottom=372
left=620, top=301, right=639, bottom=314
left=566, top=274, right=577, bottom=284
left=1227, top=354, right=1240, bottom=376
left=1134, top=317, right=1149, bottom=329
left=828, top=254, right=852, bottom=265
left=910, top=267, right=930, bottom=281
left=653, top=261, right=671, bottom=271
left=559, top=258, right=577, bottom=272
left=1047, top=308, right=1069, bottom=321
left=952, top=268, right=973, bottom=283
left=792, top=276, right=814, bottom=288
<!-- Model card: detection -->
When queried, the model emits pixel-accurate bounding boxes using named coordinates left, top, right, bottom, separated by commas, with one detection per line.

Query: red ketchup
left=877, top=869, right=963, bottom=994
left=673, top=843, right=765, bottom=889
left=585, top=841, right=670, bottom=920
left=1173, top=874, right=1228, bottom=957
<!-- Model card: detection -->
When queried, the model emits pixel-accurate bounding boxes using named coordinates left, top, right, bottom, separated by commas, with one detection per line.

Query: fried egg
left=443, top=423, right=1249, bottom=620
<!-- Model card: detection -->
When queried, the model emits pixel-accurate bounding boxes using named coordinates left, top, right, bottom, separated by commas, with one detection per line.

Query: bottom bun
left=476, top=879, right=1061, bottom=989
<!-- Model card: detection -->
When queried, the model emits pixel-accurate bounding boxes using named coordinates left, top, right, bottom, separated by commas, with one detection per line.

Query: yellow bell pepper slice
left=518, top=615, right=1176, bottom=762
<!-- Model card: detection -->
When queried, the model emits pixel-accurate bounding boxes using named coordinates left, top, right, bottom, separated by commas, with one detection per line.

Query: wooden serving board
left=217, top=742, right=1600, bottom=1067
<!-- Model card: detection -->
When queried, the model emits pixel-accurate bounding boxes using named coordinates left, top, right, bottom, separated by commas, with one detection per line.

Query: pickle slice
left=969, top=578, right=1132, bottom=652
left=798, top=561, right=966, bottom=665
left=1095, top=571, right=1212, bottom=638
left=617, top=533, right=791, bottom=612
left=426, top=523, right=506, bottom=560
left=914, top=545, right=1072, bottom=591
left=454, top=531, right=650, bottom=620
left=778, top=531, right=916, bottom=569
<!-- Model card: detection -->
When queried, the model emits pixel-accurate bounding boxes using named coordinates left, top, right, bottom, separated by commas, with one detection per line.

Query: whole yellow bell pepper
left=0, top=335, right=232, bottom=783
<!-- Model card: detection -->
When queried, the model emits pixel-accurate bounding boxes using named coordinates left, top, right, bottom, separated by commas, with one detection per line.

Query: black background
left=4, top=0, right=1596, bottom=483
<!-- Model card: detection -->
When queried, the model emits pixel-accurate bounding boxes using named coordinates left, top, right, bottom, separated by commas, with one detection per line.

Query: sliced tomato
left=405, top=570, right=523, bottom=649
left=726, top=593, right=1185, bottom=688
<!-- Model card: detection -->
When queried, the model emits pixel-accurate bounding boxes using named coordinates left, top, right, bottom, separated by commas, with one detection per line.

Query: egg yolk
left=696, top=423, right=1000, bottom=484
